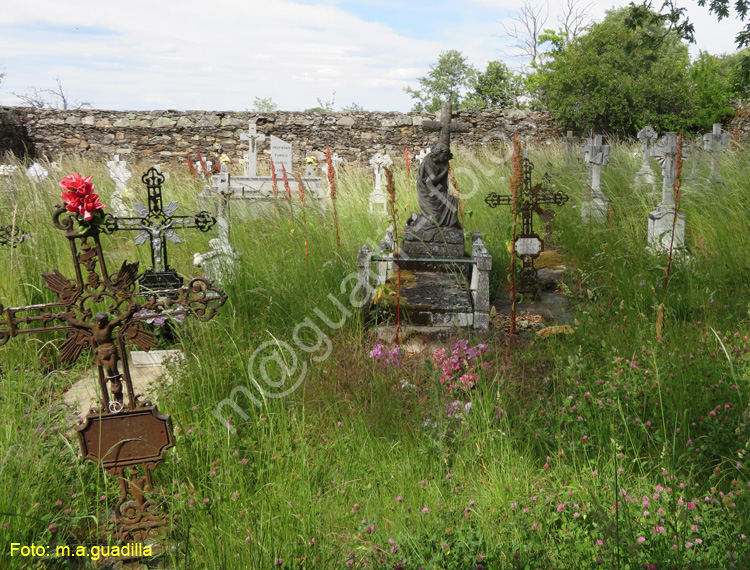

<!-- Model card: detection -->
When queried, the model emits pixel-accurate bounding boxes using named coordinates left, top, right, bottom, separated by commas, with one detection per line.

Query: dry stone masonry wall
left=1, top=107, right=559, bottom=168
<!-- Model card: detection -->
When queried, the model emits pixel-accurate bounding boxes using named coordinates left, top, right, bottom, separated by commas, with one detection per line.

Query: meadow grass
left=0, top=141, right=749, bottom=569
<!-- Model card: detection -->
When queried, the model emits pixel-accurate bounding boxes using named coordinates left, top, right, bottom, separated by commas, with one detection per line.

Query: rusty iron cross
left=0, top=205, right=227, bottom=542
left=102, top=167, right=216, bottom=290
left=485, top=155, right=569, bottom=295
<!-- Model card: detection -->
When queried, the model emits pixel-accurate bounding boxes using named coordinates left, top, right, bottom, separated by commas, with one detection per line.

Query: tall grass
left=0, top=142, right=749, bottom=569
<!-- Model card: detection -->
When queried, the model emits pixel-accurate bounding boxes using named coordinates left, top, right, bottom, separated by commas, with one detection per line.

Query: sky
left=0, top=0, right=745, bottom=113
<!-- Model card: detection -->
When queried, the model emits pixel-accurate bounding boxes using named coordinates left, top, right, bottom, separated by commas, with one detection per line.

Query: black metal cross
left=0, top=205, right=227, bottom=541
left=485, top=156, right=569, bottom=295
left=103, top=167, right=216, bottom=290
left=0, top=223, right=27, bottom=248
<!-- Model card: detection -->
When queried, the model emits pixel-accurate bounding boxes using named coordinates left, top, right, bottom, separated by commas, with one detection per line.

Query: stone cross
left=421, top=102, right=470, bottom=150
left=648, top=132, right=688, bottom=251
left=580, top=134, right=611, bottom=223
left=415, top=148, right=431, bottom=165
left=703, top=123, right=730, bottom=183
left=102, top=167, right=216, bottom=290
left=635, top=126, right=658, bottom=186
left=0, top=204, right=227, bottom=541
left=321, top=152, right=343, bottom=179
left=240, top=122, right=265, bottom=177
left=369, top=153, right=393, bottom=192
left=485, top=153, right=569, bottom=296
left=194, top=164, right=239, bottom=284
left=651, top=132, right=689, bottom=206
left=106, top=154, right=132, bottom=217
left=580, top=134, right=610, bottom=194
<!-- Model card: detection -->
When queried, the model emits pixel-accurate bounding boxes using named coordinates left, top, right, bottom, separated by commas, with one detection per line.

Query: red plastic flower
left=59, top=173, right=105, bottom=221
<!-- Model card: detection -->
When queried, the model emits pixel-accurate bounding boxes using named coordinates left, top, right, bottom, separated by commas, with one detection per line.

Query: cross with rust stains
left=485, top=153, right=569, bottom=296
left=0, top=204, right=227, bottom=542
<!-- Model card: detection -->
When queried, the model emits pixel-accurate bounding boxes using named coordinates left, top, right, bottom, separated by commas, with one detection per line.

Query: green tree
left=465, top=61, right=523, bottom=109
left=536, top=6, right=695, bottom=135
left=690, top=51, right=736, bottom=130
left=404, top=50, right=477, bottom=112
left=252, top=96, right=278, bottom=113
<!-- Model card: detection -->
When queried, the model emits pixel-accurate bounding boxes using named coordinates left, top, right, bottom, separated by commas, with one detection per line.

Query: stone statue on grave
left=415, top=141, right=461, bottom=229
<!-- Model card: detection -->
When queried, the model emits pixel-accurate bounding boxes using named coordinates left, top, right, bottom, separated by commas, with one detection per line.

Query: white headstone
left=26, top=163, right=48, bottom=182
left=270, top=136, right=293, bottom=179
left=106, top=154, right=133, bottom=217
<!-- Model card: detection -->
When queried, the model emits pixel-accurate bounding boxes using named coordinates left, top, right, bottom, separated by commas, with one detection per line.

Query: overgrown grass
left=1, top=142, right=749, bottom=569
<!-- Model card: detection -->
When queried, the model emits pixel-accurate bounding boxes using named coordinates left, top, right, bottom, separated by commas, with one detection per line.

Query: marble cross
left=240, top=122, right=266, bottom=177
left=635, top=126, right=658, bottom=185
left=580, top=134, right=610, bottom=195
left=369, top=152, right=393, bottom=193
left=651, top=132, right=689, bottom=206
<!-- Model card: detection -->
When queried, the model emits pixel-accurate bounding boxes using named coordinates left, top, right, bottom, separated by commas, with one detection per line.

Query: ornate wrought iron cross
left=0, top=223, right=27, bottom=248
left=0, top=205, right=227, bottom=541
left=103, top=167, right=216, bottom=290
left=485, top=156, right=569, bottom=295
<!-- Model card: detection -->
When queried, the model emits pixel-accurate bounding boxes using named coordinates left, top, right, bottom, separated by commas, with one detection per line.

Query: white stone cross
left=369, top=153, right=393, bottom=192
left=580, top=134, right=610, bottom=195
left=107, top=155, right=131, bottom=190
left=703, top=123, right=730, bottom=183
left=651, top=132, right=687, bottom=206
left=635, top=126, right=658, bottom=185
left=416, top=148, right=431, bottom=165
left=240, top=122, right=266, bottom=177
left=106, top=154, right=133, bottom=217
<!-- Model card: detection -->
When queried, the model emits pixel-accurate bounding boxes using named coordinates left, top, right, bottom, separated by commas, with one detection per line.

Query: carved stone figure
left=415, top=141, right=461, bottom=229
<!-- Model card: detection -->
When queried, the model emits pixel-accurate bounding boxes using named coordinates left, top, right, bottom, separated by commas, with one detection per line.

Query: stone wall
left=2, top=106, right=560, bottom=168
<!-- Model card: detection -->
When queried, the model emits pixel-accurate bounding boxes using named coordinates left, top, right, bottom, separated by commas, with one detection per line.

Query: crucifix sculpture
left=103, top=167, right=216, bottom=291
left=240, top=122, right=266, bottom=177
left=0, top=203, right=227, bottom=541
left=485, top=153, right=569, bottom=296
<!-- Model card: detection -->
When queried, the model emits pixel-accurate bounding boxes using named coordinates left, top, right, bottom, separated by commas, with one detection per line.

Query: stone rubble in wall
left=4, top=106, right=559, bottom=167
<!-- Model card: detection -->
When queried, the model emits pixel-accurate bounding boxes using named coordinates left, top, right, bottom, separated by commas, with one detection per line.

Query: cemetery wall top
left=1, top=106, right=559, bottom=166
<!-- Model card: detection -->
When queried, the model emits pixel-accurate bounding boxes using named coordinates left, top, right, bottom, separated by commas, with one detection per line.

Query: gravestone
left=580, top=134, right=610, bottom=223
left=0, top=201, right=227, bottom=542
left=358, top=102, right=492, bottom=331
left=369, top=152, right=393, bottom=215
left=703, top=123, right=730, bottom=184
left=240, top=122, right=265, bottom=177
left=106, top=154, right=132, bottom=217
left=648, top=132, right=686, bottom=251
left=486, top=150, right=569, bottom=297
left=194, top=164, right=239, bottom=284
left=203, top=131, right=324, bottom=216
left=635, top=126, right=658, bottom=187
left=402, top=102, right=469, bottom=259
left=270, top=136, right=293, bottom=179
